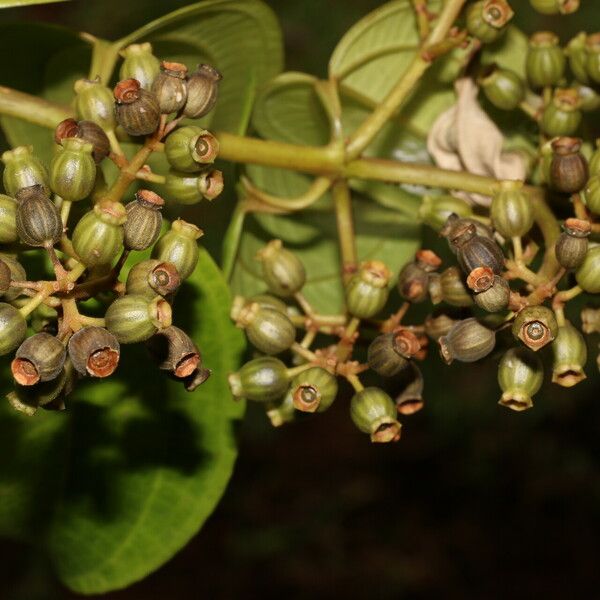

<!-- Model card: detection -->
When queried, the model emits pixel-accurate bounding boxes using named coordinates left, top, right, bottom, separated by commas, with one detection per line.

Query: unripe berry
left=164, top=126, right=219, bottom=172
left=0, top=302, right=27, bottom=356
left=72, top=200, right=126, bottom=267
left=2, top=146, right=49, bottom=196
left=398, top=262, right=430, bottom=303
left=540, top=88, right=582, bottom=137
left=350, top=387, right=401, bottom=443
left=589, top=141, right=600, bottom=176
left=581, top=307, right=600, bottom=334
left=0, top=194, right=17, bottom=243
left=11, top=333, right=66, bottom=386
left=146, top=326, right=201, bottom=378
left=290, top=367, right=338, bottom=413
left=345, top=260, right=390, bottom=319
left=0, top=258, right=10, bottom=294
left=74, top=77, right=116, bottom=131
left=228, top=356, right=289, bottom=403
left=114, top=78, right=161, bottom=136
left=430, top=266, right=474, bottom=307
left=152, top=61, right=188, bottom=114
left=551, top=321, right=587, bottom=388
left=367, top=331, right=414, bottom=377
left=255, top=239, right=306, bottom=298
left=49, top=137, right=96, bottom=202
left=439, top=318, right=496, bottom=364
left=490, top=180, right=533, bottom=238
left=119, top=43, right=161, bottom=90
left=451, top=222, right=505, bottom=275
left=183, top=64, right=222, bottom=119
left=526, top=31, right=565, bottom=89
left=124, top=189, right=164, bottom=251
left=247, top=293, right=288, bottom=314
left=566, top=33, right=589, bottom=85
left=68, top=326, right=120, bottom=378
left=0, top=254, right=26, bottom=302
left=584, top=175, right=600, bottom=215
left=466, top=0, right=514, bottom=44
left=549, top=137, right=588, bottom=194
left=232, top=301, right=296, bottom=355
left=529, top=0, right=579, bottom=14
left=585, top=33, right=600, bottom=84
left=152, top=219, right=202, bottom=280
left=165, top=169, right=224, bottom=204
left=498, top=347, right=543, bottom=411
left=479, top=66, right=525, bottom=111
left=54, top=118, right=110, bottom=164
left=265, top=392, right=296, bottom=427
left=15, top=185, right=62, bottom=247
left=395, top=362, right=425, bottom=415
left=512, top=305, right=558, bottom=351
left=105, top=294, right=172, bottom=344
left=555, top=218, right=590, bottom=270
left=126, top=259, right=181, bottom=299
left=575, top=246, right=600, bottom=293
left=467, top=266, right=510, bottom=312
left=574, top=84, right=600, bottom=113
left=441, top=214, right=495, bottom=253
left=418, top=194, right=472, bottom=231
left=424, top=313, right=458, bottom=341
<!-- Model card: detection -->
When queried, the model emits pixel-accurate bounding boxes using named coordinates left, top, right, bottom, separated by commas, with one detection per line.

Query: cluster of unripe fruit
left=0, top=43, right=222, bottom=414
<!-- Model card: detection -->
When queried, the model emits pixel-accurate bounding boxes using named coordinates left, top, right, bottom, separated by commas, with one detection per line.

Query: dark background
left=0, top=1, right=599, bottom=598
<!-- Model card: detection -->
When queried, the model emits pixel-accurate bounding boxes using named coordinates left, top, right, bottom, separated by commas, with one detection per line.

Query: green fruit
left=346, top=261, right=390, bottom=319
left=15, top=185, right=62, bottom=247
left=0, top=194, right=17, bottom=243
left=152, top=219, right=202, bottom=280
left=50, top=137, right=96, bottom=202
left=124, top=189, right=164, bottom=251
left=512, top=305, right=558, bottom=351
left=74, top=77, right=116, bottom=131
left=575, top=246, right=600, bottom=293
left=584, top=174, right=600, bottom=215
left=479, top=67, right=525, bottom=110
left=437, top=266, right=474, bottom=307
left=551, top=321, right=587, bottom=388
left=0, top=254, right=25, bottom=302
left=228, top=356, right=289, bottom=403
left=498, top=347, right=543, bottom=411
left=165, top=126, right=220, bottom=173
left=529, top=0, right=579, bottom=14
left=165, top=169, right=224, bottom=204
left=0, top=302, right=27, bottom=356
left=490, top=180, right=533, bottom=238
left=418, top=195, right=473, bottom=231
left=114, top=78, right=161, bottom=137
left=566, top=33, right=589, bottom=84
left=367, top=333, right=410, bottom=377
left=555, top=218, right=590, bottom=270
left=540, top=89, right=582, bottom=137
left=183, top=64, right=222, bottom=119
left=119, top=43, right=161, bottom=90
left=350, top=387, right=401, bottom=443
left=585, top=33, right=600, bottom=84
left=126, top=259, right=181, bottom=299
left=2, top=146, right=49, bottom=197
left=290, top=367, right=338, bottom=413
left=105, top=294, right=172, bottom=344
left=466, top=0, right=514, bottom=44
left=72, top=200, right=126, bottom=267
left=439, top=318, right=496, bottom=364
left=54, top=118, right=111, bottom=164
left=255, top=239, right=306, bottom=298
left=151, top=61, right=188, bottom=114
left=525, top=31, right=566, bottom=89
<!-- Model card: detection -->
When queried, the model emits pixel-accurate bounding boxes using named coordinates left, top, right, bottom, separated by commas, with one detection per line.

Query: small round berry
left=105, top=294, right=172, bottom=344
left=165, top=126, right=220, bottom=172
left=54, top=118, right=110, bottom=164
left=0, top=254, right=26, bottom=302
left=165, top=168, right=224, bottom=204
left=549, top=137, right=588, bottom=194
left=367, top=332, right=411, bottom=377
left=451, top=222, right=505, bottom=275
left=0, top=194, right=17, bottom=243
left=72, top=200, right=126, bottom=267
left=540, top=88, right=582, bottom=137
left=152, top=219, right=203, bottom=280
left=575, top=246, right=600, bottom=293
left=555, top=218, right=590, bottom=270
left=479, top=66, right=525, bottom=110
left=525, top=31, right=566, bottom=89
left=49, top=137, right=96, bottom=202
left=124, top=189, right=164, bottom=251
left=498, top=347, right=543, bottom=411
left=346, top=260, right=390, bottom=319
left=551, top=321, right=587, bottom=388
left=350, top=387, right=401, bottom=443
left=68, top=326, right=120, bottom=378
left=151, top=61, right=188, bottom=114
left=183, top=64, right=222, bottom=119
left=439, top=318, right=496, bottom=364
left=11, top=333, right=66, bottom=386
left=255, top=239, right=306, bottom=298
left=0, top=303, right=27, bottom=356
left=2, top=145, right=49, bottom=197
left=418, top=195, right=473, bottom=231
left=114, top=78, right=161, bottom=136
left=228, top=356, right=289, bottom=403
left=15, top=185, right=62, bottom=248
left=74, top=77, right=116, bottom=131
left=290, top=367, right=338, bottom=413
left=126, top=259, right=181, bottom=299
left=529, top=0, right=579, bottom=14
left=119, top=43, right=161, bottom=90
left=490, top=180, right=533, bottom=238
left=512, top=306, right=558, bottom=351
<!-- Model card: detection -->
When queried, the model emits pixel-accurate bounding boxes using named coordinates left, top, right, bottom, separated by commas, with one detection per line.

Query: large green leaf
left=30, top=249, right=243, bottom=594
left=481, top=26, right=528, bottom=80
left=0, top=0, right=69, bottom=7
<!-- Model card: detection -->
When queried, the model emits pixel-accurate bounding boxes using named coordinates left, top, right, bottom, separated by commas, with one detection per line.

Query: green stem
left=332, top=179, right=357, bottom=278
left=222, top=201, right=247, bottom=282
left=0, top=86, right=72, bottom=128
left=344, top=0, right=467, bottom=160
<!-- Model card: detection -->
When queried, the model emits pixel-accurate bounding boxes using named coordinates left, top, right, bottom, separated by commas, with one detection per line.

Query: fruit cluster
left=229, top=0, right=600, bottom=443
left=0, top=43, right=222, bottom=414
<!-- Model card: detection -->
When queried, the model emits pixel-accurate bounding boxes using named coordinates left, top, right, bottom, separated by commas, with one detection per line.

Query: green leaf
left=44, top=249, right=245, bottom=594
left=481, top=26, right=529, bottom=80
left=0, top=0, right=69, bottom=7
left=230, top=164, right=420, bottom=314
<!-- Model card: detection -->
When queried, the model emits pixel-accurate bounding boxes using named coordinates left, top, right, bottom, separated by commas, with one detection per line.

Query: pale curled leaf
left=427, top=78, right=527, bottom=206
